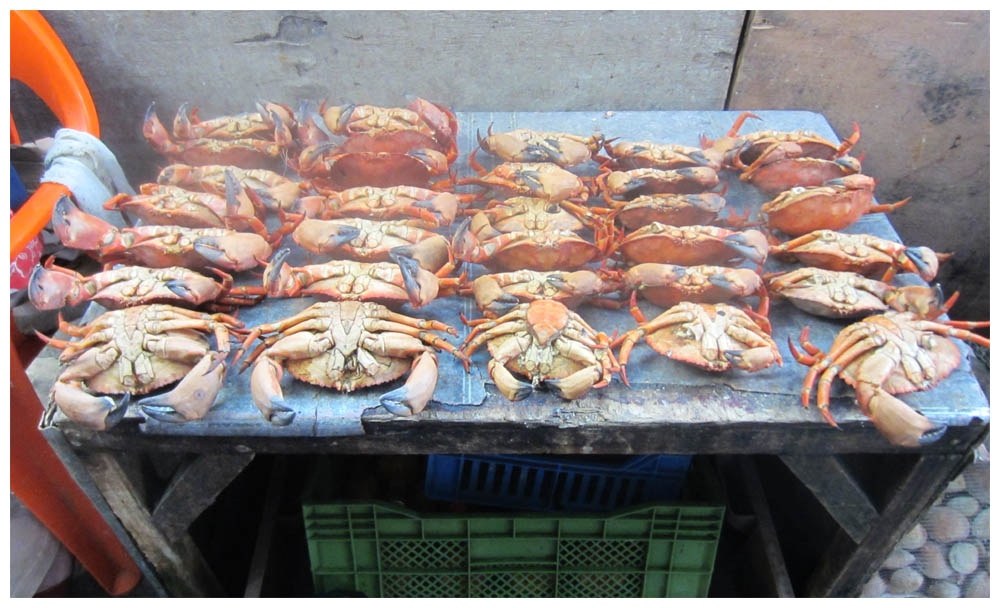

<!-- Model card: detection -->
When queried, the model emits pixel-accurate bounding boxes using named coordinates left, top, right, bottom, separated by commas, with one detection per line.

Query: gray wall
left=17, top=10, right=988, bottom=321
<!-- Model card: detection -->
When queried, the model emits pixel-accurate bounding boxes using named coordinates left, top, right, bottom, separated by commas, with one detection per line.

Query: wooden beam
left=780, top=455, right=879, bottom=544
left=739, top=457, right=795, bottom=598
left=78, top=450, right=225, bottom=597
left=243, top=457, right=286, bottom=598
left=805, top=453, right=968, bottom=597
left=151, top=452, right=255, bottom=542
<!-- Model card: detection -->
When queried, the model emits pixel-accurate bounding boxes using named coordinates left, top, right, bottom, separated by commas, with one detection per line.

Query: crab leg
left=852, top=351, right=943, bottom=447
left=911, top=321, right=991, bottom=348
left=800, top=326, right=872, bottom=408
left=814, top=335, right=887, bottom=424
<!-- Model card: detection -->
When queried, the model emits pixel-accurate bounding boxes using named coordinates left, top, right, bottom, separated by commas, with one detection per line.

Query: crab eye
left=546, top=204, right=559, bottom=213
left=791, top=187, right=806, bottom=194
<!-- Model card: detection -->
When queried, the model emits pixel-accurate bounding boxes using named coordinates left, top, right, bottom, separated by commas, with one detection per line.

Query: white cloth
left=41, top=128, right=135, bottom=229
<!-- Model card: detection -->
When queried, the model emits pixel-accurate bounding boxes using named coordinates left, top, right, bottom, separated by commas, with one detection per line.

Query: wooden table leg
left=76, top=450, right=227, bottom=597
left=804, top=452, right=969, bottom=597
left=779, top=454, right=880, bottom=544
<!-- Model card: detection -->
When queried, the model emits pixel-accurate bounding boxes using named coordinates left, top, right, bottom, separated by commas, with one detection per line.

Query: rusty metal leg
left=76, top=450, right=227, bottom=597
left=804, top=452, right=968, bottom=597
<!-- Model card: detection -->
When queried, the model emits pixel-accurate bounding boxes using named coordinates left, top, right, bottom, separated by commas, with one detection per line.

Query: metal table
left=27, top=110, right=989, bottom=597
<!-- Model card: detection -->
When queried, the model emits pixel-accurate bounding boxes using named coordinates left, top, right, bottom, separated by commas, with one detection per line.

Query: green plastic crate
left=303, top=501, right=724, bottom=597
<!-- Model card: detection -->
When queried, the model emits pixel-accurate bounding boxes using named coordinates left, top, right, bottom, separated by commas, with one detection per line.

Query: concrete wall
left=14, top=10, right=988, bottom=320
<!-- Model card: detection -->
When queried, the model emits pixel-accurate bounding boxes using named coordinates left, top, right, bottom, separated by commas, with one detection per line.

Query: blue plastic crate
left=425, top=454, right=692, bottom=512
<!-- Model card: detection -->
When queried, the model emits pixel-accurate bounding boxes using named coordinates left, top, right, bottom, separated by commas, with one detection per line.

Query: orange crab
left=292, top=185, right=460, bottom=229
left=465, top=269, right=623, bottom=318
left=602, top=139, right=714, bottom=171
left=760, top=175, right=910, bottom=236
left=623, top=263, right=768, bottom=323
left=597, top=166, right=721, bottom=200
left=459, top=299, right=619, bottom=401
left=789, top=306, right=989, bottom=447
left=614, top=223, right=769, bottom=267
left=157, top=164, right=305, bottom=213
left=614, top=293, right=781, bottom=384
left=473, top=124, right=604, bottom=168
left=608, top=191, right=729, bottom=231
left=235, top=301, right=467, bottom=424
left=455, top=161, right=589, bottom=202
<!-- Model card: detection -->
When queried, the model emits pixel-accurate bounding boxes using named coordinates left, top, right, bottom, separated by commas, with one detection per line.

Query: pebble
left=947, top=542, right=979, bottom=574
left=971, top=507, right=988, bottom=538
left=882, top=548, right=915, bottom=569
left=945, top=474, right=966, bottom=493
left=963, top=464, right=989, bottom=498
left=964, top=572, right=989, bottom=598
left=926, top=581, right=960, bottom=598
left=917, top=542, right=953, bottom=579
left=898, top=523, right=927, bottom=550
left=859, top=573, right=886, bottom=598
left=925, top=506, right=970, bottom=543
left=887, top=567, right=924, bottom=595
left=945, top=495, right=980, bottom=517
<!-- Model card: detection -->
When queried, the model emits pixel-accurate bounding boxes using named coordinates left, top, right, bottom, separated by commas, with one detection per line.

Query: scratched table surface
left=28, top=110, right=989, bottom=453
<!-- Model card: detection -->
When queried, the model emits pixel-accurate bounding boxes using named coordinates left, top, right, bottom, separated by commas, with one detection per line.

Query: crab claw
left=142, top=101, right=179, bottom=156
left=28, top=262, right=80, bottom=310
left=412, top=192, right=459, bottom=226
left=723, top=348, right=780, bottom=372
left=249, top=355, right=296, bottom=426
left=379, top=351, right=439, bottom=416
left=262, top=248, right=293, bottom=295
left=406, top=148, right=449, bottom=175
left=390, top=249, right=440, bottom=308
left=51, top=195, right=117, bottom=251
left=193, top=233, right=272, bottom=272
left=138, top=353, right=225, bottom=423
left=543, top=366, right=601, bottom=400
left=471, top=276, right=520, bottom=316
left=863, top=385, right=944, bottom=448
left=722, top=230, right=769, bottom=266
left=901, top=246, right=942, bottom=282
left=834, top=155, right=863, bottom=174
left=488, top=360, right=533, bottom=401
left=52, top=383, right=130, bottom=431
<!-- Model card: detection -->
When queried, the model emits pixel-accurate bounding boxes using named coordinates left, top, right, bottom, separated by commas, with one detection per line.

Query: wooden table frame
left=28, top=110, right=989, bottom=597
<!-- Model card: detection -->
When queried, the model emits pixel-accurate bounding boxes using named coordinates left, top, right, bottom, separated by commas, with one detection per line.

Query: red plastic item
left=10, top=10, right=142, bottom=596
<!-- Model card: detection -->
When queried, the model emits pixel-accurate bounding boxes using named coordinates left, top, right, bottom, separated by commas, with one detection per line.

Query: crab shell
left=291, top=217, right=451, bottom=272
left=452, top=214, right=605, bottom=272
left=604, top=140, right=713, bottom=171
left=157, top=164, right=304, bottom=213
left=613, top=192, right=727, bottom=231
left=772, top=230, right=941, bottom=282
left=742, top=155, right=862, bottom=196
left=603, top=167, right=720, bottom=198
left=295, top=186, right=460, bottom=229
left=479, top=128, right=602, bottom=167
left=315, top=99, right=457, bottom=157
left=628, top=302, right=781, bottom=373
left=295, top=145, right=449, bottom=189
left=761, top=175, right=878, bottom=235
left=103, top=183, right=264, bottom=234
left=766, top=268, right=892, bottom=318
left=483, top=197, right=588, bottom=233
left=459, top=162, right=588, bottom=202
left=470, top=269, right=620, bottom=317
left=625, top=263, right=763, bottom=308
left=617, top=223, right=769, bottom=267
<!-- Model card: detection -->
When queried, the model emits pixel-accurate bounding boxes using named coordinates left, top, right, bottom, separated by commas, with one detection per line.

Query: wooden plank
left=779, top=455, right=879, bottom=544
left=38, top=10, right=743, bottom=182
left=739, top=457, right=795, bottom=598
left=730, top=10, right=989, bottom=322
left=805, top=452, right=970, bottom=597
left=151, top=452, right=255, bottom=542
left=243, top=457, right=286, bottom=598
left=78, top=450, right=225, bottom=597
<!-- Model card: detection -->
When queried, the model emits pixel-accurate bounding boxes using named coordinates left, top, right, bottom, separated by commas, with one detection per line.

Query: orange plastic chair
left=10, top=10, right=142, bottom=596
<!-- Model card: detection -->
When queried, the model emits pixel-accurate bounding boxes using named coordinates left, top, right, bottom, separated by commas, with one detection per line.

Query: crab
left=297, top=98, right=458, bottom=161
left=608, top=191, right=729, bottom=231
left=36, top=304, right=245, bottom=430
left=234, top=301, right=468, bottom=424
left=740, top=151, right=862, bottom=196
left=459, top=299, right=619, bottom=401
left=471, top=124, right=604, bottom=169
left=760, top=175, right=910, bottom=236
left=699, top=112, right=861, bottom=172
left=614, top=293, right=782, bottom=384
left=291, top=216, right=454, bottom=274
left=597, top=166, right=721, bottom=200
left=261, top=248, right=459, bottom=309
left=157, top=164, right=305, bottom=213
left=622, top=263, right=769, bottom=322
left=614, top=223, right=769, bottom=267
left=103, top=177, right=268, bottom=238
left=28, top=258, right=265, bottom=312
left=789, top=307, right=990, bottom=447
left=602, top=139, right=714, bottom=171
left=455, top=161, right=589, bottom=202
left=143, top=102, right=294, bottom=169
left=466, top=196, right=608, bottom=232
left=452, top=212, right=612, bottom=272
left=465, top=269, right=623, bottom=318
left=769, top=230, right=949, bottom=283
left=765, top=267, right=950, bottom=319
left=293, top=145, right=451, bottom=189
left=52, top=196, right=272, bottom=272
left=292, top=185, right=460, bottom=229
